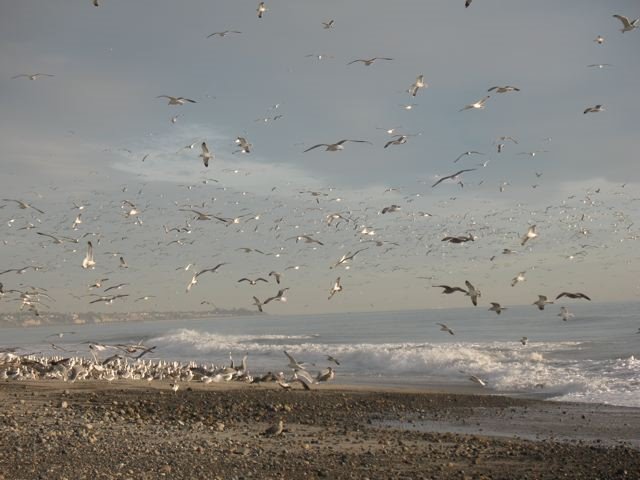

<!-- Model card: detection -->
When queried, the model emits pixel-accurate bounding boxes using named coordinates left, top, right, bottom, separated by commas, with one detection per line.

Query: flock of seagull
left=2, top=3, right=640, bottom=391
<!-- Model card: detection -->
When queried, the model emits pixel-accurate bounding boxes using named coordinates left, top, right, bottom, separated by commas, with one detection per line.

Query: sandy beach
left=1, top=381, right=638, bottom=480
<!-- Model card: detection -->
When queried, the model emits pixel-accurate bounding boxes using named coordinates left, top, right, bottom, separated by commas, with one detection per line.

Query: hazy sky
left=1, top=0, right=639, bottom=316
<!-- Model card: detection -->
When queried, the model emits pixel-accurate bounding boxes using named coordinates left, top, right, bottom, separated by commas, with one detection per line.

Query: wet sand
left=1, top=381, right=639, bottom=479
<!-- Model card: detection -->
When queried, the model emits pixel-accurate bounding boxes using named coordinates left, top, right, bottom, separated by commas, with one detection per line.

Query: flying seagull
left=199, top=142, right=213, bottom=167
left=11, top=73, right=54, bottom=80
left=558, top=306, right=574, bottom=321
left=521, top=225, right=537, bottom=246
left=511, top=271, right=526, bottom=287
left=348, top=57, right=393, bottom=66
left=207, top=30, right=242, bottom=38
left=459, top=96, right=490, bottom=112
left=303, top=139, right=371, bottom=152
left=322, top=20, right=335, bottom=29
left=2, top=199, right=45, bottom=214
left=555, top=292, right=591, bottom=301
left=238, top=277, right=268, bottom=285
left=488, top=302, right=507, bottom=315
left=487, top=86, right=520, bottom=93
left=583, top=105, right=604, bottom=114
left=431, top=169, right=477, bottom=188
left=533, top=295, right=553, bottom=310
left=436, top=323, right=455, bottom=335
left=465, top=280, right=481, bottom=306
left=156, top=95, right=196, bottom=106
left=407, top=75, right=427, bottom=97
left=186, top=263, right=227, bottom=292
left=82, top=241, right=96, bottom=269
left=257, top=2, right=267, bottom=18
left=454, top=151, right=484, bottom=163
left=328, top=277, right=342, bottom=300
left=433, top=285, right=467, bottom=295
left=612, top=14, right=639, bottom=33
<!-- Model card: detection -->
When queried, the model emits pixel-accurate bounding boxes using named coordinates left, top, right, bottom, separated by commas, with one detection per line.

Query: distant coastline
left=0, top=308, right=260, bottom=328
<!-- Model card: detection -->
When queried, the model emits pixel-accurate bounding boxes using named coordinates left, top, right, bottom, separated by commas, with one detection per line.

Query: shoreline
left=1, top=381, right=639, bottom=479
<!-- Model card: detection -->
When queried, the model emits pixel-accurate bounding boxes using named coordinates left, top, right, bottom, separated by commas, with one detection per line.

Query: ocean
left=2, top=302, right=639, bottom=407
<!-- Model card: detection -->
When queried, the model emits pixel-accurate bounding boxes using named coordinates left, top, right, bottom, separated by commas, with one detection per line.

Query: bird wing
left=613, top=14, right=632, bottom=28
left=303, top=144, right=327, bottom=152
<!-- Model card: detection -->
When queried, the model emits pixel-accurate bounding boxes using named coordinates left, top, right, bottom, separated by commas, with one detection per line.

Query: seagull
left=594, top=35, right=605, bottom=44
left=186, top=263, right=227, bottom=292
left=558, top=306, right=574, bottom=321
left=2, top=199, right=45, bottom=214
left=587, top=64, right=613, bottom=69
left=11, top=73, right=54, bottom=80
left=316, top=367, right=335, bottom=382
left=465, top=0, right=472, bottom=7
left=348, top=57, right=393, bottom=66
left=119, top=256, right=128, bottom=268
left=326, top=355, right=340, bottom=365
left=264, top=288, right=290, bottom=304
left=520, top=337, right=528, bottom=346
left=407, top=75, right=427, bottom=97
left=288, top=234, right=324, bottom=245
left=511, top=271, right=526, bottom=287
left=234, top=136, right=252, bottom=154
left=268, top=271, right=282, bottom=284
left=303, top=139, right=371, bottom=152
left=330, top=248, right=367, bottom=269
left=468, top=375, right=486, bottom=387
left=264, top=419, right=284, bottom=437
left=487, top=86, right=520, bottom=93
left=383, top=135, right=409, bottom=148
left=436, top=323, right=455, bottom=335
left=465, top=280, right=481, bottom=306
left=431, top=169, right=477, bottom=188
left=517, top=150, right=548, bottom=157
left=555, top=292, right=591, bottom=301
left=328, top=277, right=342, bottom=300
left=459, top=96, right=490, bottom=112
left=612, top=14, right=639, bottom=33
left=583, top=105, right=604, bottom=114
left=442, top=234, right=475, bottom=244
left=381, top=204, right=401, bottom=214
left=156, top=95, right=196, bottom=106
left=199, top=142, right=213, bottom=167
left=82, top=241, right=96, bottom=269
left=433, top=285, right=467, bottom=295
left=488, top=302, right=507, bottom=315
left=252, top=296, right=265, bottom=313
left=533, top=295, right=554, bottom=310
left=454, top=151, right=484, bottom=163
left=238, top=277, right=268, bottom=285
left=257, top=2, right=267, bottom=18
left=207, top=30, right=242, bottom=38
left=521, top=225, right=537, bottom=246
left=283, top=351, right=308, bottom=370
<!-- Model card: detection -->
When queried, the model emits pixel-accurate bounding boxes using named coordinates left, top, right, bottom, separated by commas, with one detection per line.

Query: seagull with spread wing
left=303, top=139, right=371, bottom=152
left=186, top=264, right=227, bottom=292
left=431, top=169, right=477, bottom=188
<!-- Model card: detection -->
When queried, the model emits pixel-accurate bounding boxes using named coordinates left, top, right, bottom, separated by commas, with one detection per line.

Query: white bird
left=459, top=96, right=490, bottom=112
left=316, top=367, right=335, bottom=382
left=199, top=142, right=213, bottom=167
left=594, top=35, right=604, bottom=44
left=612, top=14, right=639, bottom=33
left=454, top=151, right=484, bottom=163
left=558, top=306, right=574, bottom=321
left=521, top=225, right=537, bottom=246
left=257, top=1, right=267, bottom=18
left=82, top=241, right=95, bottom=269
left=186, top=264, right=227, bottom=292
left=322, top=20, right=335, bottom=29
left=407, top=75, right=427, bottom=97
left=156, top=95, right=196, bottom=106
left=328, top=277, right=342, bottom=300
left=468, top=375, right=486, bottom=387
left=511, top=271, right=526, bottom=287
